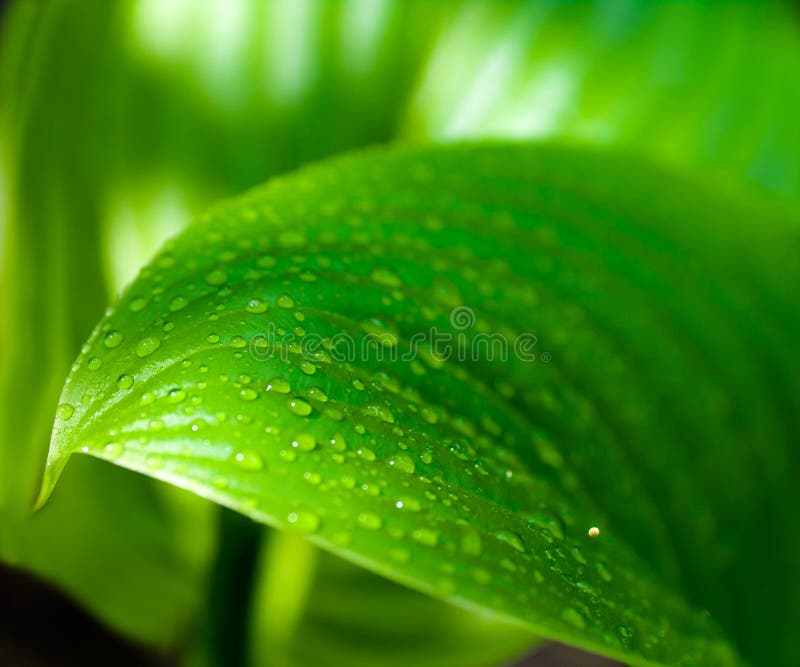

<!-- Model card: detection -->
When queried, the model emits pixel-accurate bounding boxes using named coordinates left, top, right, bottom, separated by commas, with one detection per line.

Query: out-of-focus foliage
left=404, top=1, right=800, bottom=201
left=0, top=1, right=217, bottom=647
left=1, top=1, right=799, bottom=666
left=247, top=532, right=533, bottom=667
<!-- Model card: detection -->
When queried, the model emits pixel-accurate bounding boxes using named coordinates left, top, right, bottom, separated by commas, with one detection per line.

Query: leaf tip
left=33, top=449, right=70, bottom=512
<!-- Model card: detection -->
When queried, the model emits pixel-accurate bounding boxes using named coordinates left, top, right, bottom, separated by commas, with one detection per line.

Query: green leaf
left=40, top=143, right=799, bottom=666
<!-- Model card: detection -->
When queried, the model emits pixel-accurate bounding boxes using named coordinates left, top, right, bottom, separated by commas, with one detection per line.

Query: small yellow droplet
left=588, top=526, right=600, bottom=538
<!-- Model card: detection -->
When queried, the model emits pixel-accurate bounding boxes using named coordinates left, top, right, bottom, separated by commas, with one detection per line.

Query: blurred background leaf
left=245, top=532, right=534, bottom=667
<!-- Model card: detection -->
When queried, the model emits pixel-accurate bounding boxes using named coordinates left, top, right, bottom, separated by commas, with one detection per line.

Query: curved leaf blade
left=42, top=143, right=800, bottom=666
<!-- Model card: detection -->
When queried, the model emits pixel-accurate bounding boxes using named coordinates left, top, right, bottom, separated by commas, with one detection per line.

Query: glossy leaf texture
left=41, top=143, right=800, bottom=666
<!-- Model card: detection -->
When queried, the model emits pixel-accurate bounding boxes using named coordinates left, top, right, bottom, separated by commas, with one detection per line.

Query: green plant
left=1, top=2, right=798, bottom=667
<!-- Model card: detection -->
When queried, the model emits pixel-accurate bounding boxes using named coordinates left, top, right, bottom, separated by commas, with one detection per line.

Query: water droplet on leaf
left=136, top=336, right=161, bottom=357
left=104, top=331, right=123, bottom=348
left=495, top=531, right=526, bottom=552
left=205, top=269, right=227, bottom=286
left=240, top=387, right=258, bottom=401
left=169, top=296, right=188, bottom=312
left=389, top=452, right=415, bottom=474
left=371, top=267, right=402, bottom=287
left=289, top=398, right=312, bottom=416
left=234, top=450, right=263, bottom=471
left=287, top=511, right=319, bottom=533
left=561, top=607, right=586, bottom=630
left=277, top=294, right=295, bottom=309
left=129, top=297, right=147, bottom=312
left=357, top=512, right=382, bottom=530
left=527, top=511, right=565, bottom=540
left=103, top=442, right=123, bottom=459
left=411, top=528, right=439, bottom=547
left=266, top=377, right=291, bottom=393
left=246, top=298, right=268, bottom=313
left=56, top=403, right=74, bottom=420
left=292, top=433, right=317, bottom=451
left=117, top=374, right=134, bottom=390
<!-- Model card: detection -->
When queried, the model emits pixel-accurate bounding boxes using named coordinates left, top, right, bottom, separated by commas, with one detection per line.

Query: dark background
left=0, top=562, right=623, bottom=666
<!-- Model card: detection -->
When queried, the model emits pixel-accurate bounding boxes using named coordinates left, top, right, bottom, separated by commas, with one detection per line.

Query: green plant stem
left=206, top=508, right=264, bottom=667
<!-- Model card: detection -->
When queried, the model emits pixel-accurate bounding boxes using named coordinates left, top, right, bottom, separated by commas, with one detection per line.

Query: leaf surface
left=42, top=143, right=800, bottom=666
